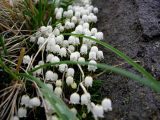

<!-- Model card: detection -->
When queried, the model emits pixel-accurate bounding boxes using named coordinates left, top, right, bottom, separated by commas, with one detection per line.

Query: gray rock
left=136, top=0, right=160, bottom=38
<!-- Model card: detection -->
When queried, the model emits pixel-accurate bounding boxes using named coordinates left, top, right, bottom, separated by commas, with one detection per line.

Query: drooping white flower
left=29, top=97, right=41, bottom=107
left=93, top=105, right=104, bottom=118
left=55, top=35, right=64, bottom=45
left=97, top=51, right=104, bottom=60
left=46, top=84, right=53, bottom=91
left=38, top=60, right=44, bottom=66
left=51, top=115, right=59, bottom=120
left=70, top=92, right=80, bottom=104
left=75, top=12, right=81, bottom=19
left=47, top=25, right=53, bottom=33
left=18, top=107, right=27, bottom=118
left=90, top=46, right=99, bottom=53
left=30, top=36, right=36, bottom=42
left=70, top=52, right=78, bottom=61
left=67, top=10, right=74, bottom=18
left=89, top=51, right=97, bottom=60
left=75, top=25, right=83, bottom=34
left=101, top=98, right=112, bottom=111
left=91, top=15, right=98, bottom=23
left=21, top=95, right=30, bottom=106
left=23, top=55, right=31, bottom=64
left=66, top=76, right=74, bottom=86
left=66, top=68, right=75, bottom=77
left=62, top=40, right=69, bottom=47
left=95, top=32, right=104, bottom=40
left=45, top=70, right=54, bottom=81
left=80, top=44, right=88, bottom=55
left=68, top=45, right=75, bottom=53
left=54, top=87, right=62, bottom=97
left=88, top=60, right=97, bottom=72
left=71, top=16, right=78, bottom=24
left=37, top=37, right=45, bottom=46
left=51, top=56, right=60, bottom=64
left=53, top=28, right=60, bottom=36
left=56, top=80, right=62, bottom=87
left=46, top=54, right=54, bottom=62
left=58, top=64, right=68, bottom=73
left=68, top=36, right=76, bottom=45
left=93, top=7, right=99, bottom=14
left=81, top=93, right=91, bottom=105
left=10, top=116, right=19, bottom=120
left=70, top=107, right=77, bottom=116
left=53, top=44, right=61, bottom=54
left=84, top=76, right=93, bottom=87
left=78, top=57, right=86, bottom=65
left=91, top=28, right=98, bottom=35
left=59, top=47, right=67, bottom=57
left=56, top=11, right=62, bottom=20
left=84, top=29, right=92, bottom=36
left=65, top=21, right=72, bottom=29
left=82, top=15, right=88, bottom=22
left=40, top=26, right=48, bottom=34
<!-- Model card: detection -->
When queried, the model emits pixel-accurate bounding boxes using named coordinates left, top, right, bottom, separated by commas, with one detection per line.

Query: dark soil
left=92, top=0, right=160, bottom=120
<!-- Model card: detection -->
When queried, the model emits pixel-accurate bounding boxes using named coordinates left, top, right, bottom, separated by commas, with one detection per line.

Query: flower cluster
left=19, top=1, right=112, bottom=120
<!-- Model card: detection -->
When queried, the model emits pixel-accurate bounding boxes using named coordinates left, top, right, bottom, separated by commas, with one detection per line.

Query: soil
left=92, top=0, right=160, bottom=120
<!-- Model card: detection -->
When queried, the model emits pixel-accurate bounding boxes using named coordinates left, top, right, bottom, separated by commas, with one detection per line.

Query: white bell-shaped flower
left=88, top=60, right=97, bottom=72
left=23, top=55, right=31, bottom=64
left=62, top=40, right=69, bottom=47
left=51, top=56, right=60, bottom=64
left=68, top=36, right=76, bottom=45
left=56, top=80, right=62, bottom=87
left=11, top=116, right=19, bottom=120
left=97, top=51, right=104, bottom=60
left=45, top=70, right=54, bottom=81
left=53, top=28, right=60, bottom=36
left=21, top=95, right=30, bottom=106
left=93, top=7, right=99, bottom=14
left=91, top=28, right=97, bottom=35
left=93, top=105, right=104, bottom=118
left=70, top=92, right=80, bottom=104
left=89, top=51, right=97, bottom=60
left=37, top=37, right=45, bottom=46
left=68, top=45, right=75, bottom=53
left=66, top=76, right=74, bottom=86
left=101, top=98, right=112, bottom=111
left=80, top=44, right=88, bottom=55
left=51, top=115, right=58, bottom=120
left=18, top=107, right=27, bottom=118
left=95, top=32, right=104, bottom=40
left=54, top=87, right=62, bottom=97
left=83, top=23, right=90, bottom=29
left=70, top=107, right=77, bottom=116
left=75, top=12, right=81, bottom=19
left=53, top=44, right=61, bottom=54
left=75, top=25, right=83, bottom=34
left=66, top=68, right=75, bottom=77
left=56, top=11, right=62, bottom=20
left=55, top=35, right=64, bottom=45
left=46, top=84, right=53, bottom=91
left=81, top=93, right=91, bottom=105
left=59, top=47, right=67, bottom=57
left=46, top=54, right=54, bottom=62
left=70, top=52, right=78, bottom=61
left=90, top=46, right=99, bottom=53
left=84, top=76, right=93, bottom=87
left=71, top=16, right=78, bottom=24
left=30, top=36, right=36, bottom=42
left=29, top=97, right=41, bottom=107
left=58, top=64, right=68, bottom=73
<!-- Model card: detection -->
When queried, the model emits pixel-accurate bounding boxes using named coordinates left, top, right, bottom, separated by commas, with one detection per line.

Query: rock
left=135, top=0, right=160, bottom=38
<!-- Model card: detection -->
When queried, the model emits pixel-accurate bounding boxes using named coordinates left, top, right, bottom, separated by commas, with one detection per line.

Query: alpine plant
left=14, top=0, right=112, bottom=119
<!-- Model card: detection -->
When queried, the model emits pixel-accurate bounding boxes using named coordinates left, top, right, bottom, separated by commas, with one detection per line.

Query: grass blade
left=63, top=33, right=156, bottom=82
left=28, top=61, right=160, bottom=92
